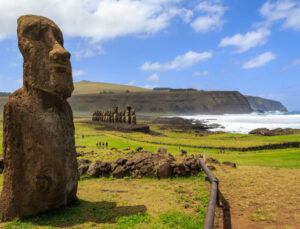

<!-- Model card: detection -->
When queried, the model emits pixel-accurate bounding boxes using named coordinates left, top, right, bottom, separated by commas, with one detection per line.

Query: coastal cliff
left=69, top=90, right=253, bottom=115
left=246, top=96, right=288, bottom=112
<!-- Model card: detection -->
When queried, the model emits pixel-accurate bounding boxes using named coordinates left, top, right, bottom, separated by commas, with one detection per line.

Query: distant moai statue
left=122, top=110, right=126, bottom=123
left=0, top=15, right=78, bottom=221
left=131, top=109, right=136, bottom=125
left=125, top=105, right=132, bottom=124
left=113, top=107, right=118, bottom=123
left=105, top=111, right=108, bottom=122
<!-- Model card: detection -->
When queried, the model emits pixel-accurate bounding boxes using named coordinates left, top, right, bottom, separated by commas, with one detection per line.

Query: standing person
left=96, top=142, right=98, bottom=148
left=102, top=142, right=104, bottom=149
left=105, top=142, right=108, bottom=149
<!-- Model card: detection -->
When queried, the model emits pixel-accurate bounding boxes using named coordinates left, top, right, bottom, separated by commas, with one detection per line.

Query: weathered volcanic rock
left=222, top=161, right=237, bottom=168
left=0, top=15, right=78, bottom=221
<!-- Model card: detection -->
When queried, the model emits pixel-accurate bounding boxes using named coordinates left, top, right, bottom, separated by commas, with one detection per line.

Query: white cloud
left=140, top=84, right=158, bottom=89
left=260, top=0, right=300, bottom=31
left=190, top=1, right=226, bottom=33
left=147, top=73, right=159, bottom=81
left=243, top=52, right=277, bottom=69
left=0, top=0, right=191, bottom=42
left=219, top=29, right=271, bottom=53
left=128, top=80, right=136, bottom=86
left=140, top=51, right=212, bottom=71
left=72, top=69, right=85, bottom=77
left=193, top=71, right=208, bottom=76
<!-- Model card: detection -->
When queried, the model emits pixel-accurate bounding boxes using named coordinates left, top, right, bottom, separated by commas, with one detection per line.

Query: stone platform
left=83, top=121, right=150, bottom=133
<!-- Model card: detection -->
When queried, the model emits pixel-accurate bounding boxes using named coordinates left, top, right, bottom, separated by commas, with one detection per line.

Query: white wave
left=178, top=112, right=300, bottom=134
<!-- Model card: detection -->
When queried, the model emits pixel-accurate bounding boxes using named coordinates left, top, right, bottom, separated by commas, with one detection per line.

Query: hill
left=73, top=81, right=151, bottom=95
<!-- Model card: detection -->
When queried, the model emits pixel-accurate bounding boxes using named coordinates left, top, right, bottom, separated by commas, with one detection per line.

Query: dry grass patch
left=214, top=166, right=300, bottom=229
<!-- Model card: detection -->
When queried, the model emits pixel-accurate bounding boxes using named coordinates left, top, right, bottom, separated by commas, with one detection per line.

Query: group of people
left=97, top=141, right=108, bottom=149
left=92, top=106, right=136, bottom=124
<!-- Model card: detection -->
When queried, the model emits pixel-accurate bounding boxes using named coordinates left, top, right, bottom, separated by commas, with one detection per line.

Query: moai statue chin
left=0, top=15, right=78, bottom=221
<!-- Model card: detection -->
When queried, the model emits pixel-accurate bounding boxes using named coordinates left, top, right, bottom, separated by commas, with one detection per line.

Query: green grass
left=0, top=175, right=209, bottom=228
left=0, top=117, right=300, bottom=228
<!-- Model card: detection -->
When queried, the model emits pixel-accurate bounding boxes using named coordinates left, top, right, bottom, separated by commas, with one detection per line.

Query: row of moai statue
left=93, top=106, right=136, bottom=124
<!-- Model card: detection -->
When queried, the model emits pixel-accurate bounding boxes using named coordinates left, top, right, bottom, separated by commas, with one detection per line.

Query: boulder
left=156, top=161, right=172, bottom=178
left=87, top=161, right=102, bottom=177
left=78, top=164, right=90, bottom=177
left=112, top=165, right=130, bottom=178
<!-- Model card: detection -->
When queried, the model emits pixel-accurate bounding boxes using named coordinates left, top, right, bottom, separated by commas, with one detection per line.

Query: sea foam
left=179, top=111, right=300, bottom=134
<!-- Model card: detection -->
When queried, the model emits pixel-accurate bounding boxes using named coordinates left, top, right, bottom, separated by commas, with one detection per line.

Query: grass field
left=0, top=118, right=299, bottom=228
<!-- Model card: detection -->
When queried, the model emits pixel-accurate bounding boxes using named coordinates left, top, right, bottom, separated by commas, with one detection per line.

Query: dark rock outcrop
left=0, top=15, right=78, bottom=221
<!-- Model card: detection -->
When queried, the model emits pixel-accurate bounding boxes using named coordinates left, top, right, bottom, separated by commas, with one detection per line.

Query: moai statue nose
left=49, top=44, right=71, bottom=65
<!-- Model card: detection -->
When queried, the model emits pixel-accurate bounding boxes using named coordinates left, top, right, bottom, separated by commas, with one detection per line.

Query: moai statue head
left=126, top=105, right=132, bottom=112
left=17, top=15, right=73, bottom=99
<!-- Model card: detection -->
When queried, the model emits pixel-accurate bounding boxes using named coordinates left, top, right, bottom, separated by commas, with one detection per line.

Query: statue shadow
left=20, top=199, right=147, bottom=228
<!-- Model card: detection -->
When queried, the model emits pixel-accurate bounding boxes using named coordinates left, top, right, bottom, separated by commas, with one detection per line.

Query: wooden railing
left=198, top=159, right=219, bottom=229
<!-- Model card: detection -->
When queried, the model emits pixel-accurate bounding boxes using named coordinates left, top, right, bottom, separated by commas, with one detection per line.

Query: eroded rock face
left=0, top=15, right=78, bottom=221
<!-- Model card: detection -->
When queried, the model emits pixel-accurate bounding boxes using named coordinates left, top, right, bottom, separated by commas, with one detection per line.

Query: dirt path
left=213, top=166, right=300, bottom=229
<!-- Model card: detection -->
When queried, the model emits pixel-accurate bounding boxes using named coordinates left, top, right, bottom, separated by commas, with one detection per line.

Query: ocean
left=179, top=111, right=300, bottom=134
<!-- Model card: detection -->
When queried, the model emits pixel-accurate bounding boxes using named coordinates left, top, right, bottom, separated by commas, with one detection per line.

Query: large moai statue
left=0, top=15, right=78, bottom=221
left=131, top=109, right=136, bottom=125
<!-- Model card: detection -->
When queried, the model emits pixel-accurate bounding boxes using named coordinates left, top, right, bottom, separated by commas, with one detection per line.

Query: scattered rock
left=136, top=147, right=143, bottom=152
left=249, top=128, right=298, bottom=136
left=157, top=148, right=168, bottom=154
left=207, top=165, right=216, bottom=171
left=222, top=161, right=236, bottom=168
left=180, top=149, right=187, bottom=156
left=206, top=157, right=220, bottom=164
left=110, top=147, right=118, bottom=151
left=76, top=145, right=87, bottom=149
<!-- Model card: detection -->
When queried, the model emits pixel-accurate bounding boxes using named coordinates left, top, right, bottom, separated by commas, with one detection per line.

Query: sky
left=0, top=0, right=299, bottom=110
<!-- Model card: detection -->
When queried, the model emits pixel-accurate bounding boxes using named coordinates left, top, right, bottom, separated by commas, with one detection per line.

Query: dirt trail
left=213, top=166, right=300, bottom=229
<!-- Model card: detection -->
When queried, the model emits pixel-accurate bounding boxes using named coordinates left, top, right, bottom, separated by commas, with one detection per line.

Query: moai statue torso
left=0, top=15, right=78, bottom=221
